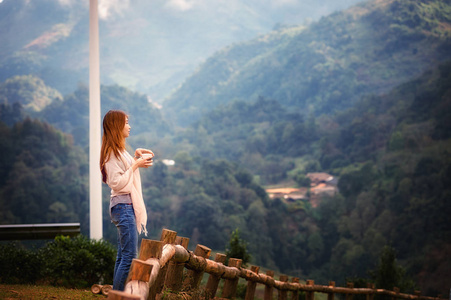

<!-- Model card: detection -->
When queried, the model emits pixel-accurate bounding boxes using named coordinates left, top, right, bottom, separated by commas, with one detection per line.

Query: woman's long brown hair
left=100, top=110, right=127, bottom=183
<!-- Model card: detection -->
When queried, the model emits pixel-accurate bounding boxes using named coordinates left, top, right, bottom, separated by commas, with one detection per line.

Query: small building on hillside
left=306, top=172, right=337, bottom=186
left=306, top=172, right=338, bottom=207
left=266, top=187, right=308, bottom=202
left=265, top=173, right=338, bottom=207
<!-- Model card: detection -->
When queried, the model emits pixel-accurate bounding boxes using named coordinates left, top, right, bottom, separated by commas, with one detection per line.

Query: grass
left=0, top=284, right=105, bottom=299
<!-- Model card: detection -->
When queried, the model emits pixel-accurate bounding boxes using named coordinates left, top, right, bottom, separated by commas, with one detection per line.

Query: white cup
left=142, top=153, right=154, bottom=161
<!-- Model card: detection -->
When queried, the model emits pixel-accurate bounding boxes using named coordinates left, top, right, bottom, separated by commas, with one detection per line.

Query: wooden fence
left=106, top=228, right=446, bottom=300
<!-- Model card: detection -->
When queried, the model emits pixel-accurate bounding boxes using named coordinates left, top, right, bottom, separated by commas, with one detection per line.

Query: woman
left=100, top=110, right=154, bottom=291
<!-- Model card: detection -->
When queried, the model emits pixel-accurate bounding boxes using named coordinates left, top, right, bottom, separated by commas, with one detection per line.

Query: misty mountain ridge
left=0, top=0, right=365, bottom=101
left=163, top=0, right=451, bottom=126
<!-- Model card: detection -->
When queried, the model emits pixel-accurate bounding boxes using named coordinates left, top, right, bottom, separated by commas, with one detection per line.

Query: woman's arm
left=106, top=155, right=151, bottom=193
left=105, top=158, right=134, bottom=193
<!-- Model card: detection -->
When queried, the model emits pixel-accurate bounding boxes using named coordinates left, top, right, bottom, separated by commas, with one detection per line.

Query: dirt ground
left=0, top=284, right=105, bottom=299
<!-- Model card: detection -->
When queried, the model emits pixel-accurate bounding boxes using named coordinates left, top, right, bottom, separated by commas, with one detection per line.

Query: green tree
left=370, top=246, right=416, bottom=294
left=225, top=229, right=251, bottom=267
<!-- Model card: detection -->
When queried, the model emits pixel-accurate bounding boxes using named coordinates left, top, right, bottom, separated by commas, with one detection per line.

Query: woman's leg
left=113, top=228, right=122, bottom=282
left=111, top=204, right=138, bottom=291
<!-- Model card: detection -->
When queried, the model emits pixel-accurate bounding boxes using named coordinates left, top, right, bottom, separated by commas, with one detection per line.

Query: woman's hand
left=132, top=148, right=154, bottom=171
left=132, top=156, right=153, bottom=171
left=134, top=148, right=154, bottom=159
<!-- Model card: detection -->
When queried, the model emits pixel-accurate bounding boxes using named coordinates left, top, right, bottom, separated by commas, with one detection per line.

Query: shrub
left=39, top=235, right=116, bottom=288
left=0, top=242, right=42, bottom=284
left=0, top=235, right=116, bottom=288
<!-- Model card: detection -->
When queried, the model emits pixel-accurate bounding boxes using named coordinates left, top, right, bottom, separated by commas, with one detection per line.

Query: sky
left=88, top=0, right=367, bottom=99
left=1, top=0, right=367, bottom=100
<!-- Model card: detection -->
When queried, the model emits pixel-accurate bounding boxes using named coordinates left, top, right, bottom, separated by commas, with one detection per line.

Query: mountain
left=0, top=0, right=365, bottom=100
left=0, top=75, right=63, bottom=112
left=39, top=84, right=172, bottom=147
left=0, top=78, right=171, bottom=147
left=0, top=0, right=450, bottom=295
left=163, top=0, right=451, bottom=126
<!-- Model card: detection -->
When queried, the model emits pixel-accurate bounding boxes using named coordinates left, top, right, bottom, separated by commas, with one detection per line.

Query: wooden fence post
left=135, top=239, right=164, bottom=300
left=150, top=229, right=178, bottom=297
left=245, top=266, right=260, bottom=300
left=126, top=259, right=154, bottom=283
left=345, top=282, right=354, bottom=300
left=222, top=258, right=243, bottom=299
left=392, top=287, right=400, bottom=300
left=327, top=281, right=335, bottom=300
left=290, top=278, right=299, bottom=300
left=160, top=228, right=178, bottom=244
left=204, top=253, right=227, bottom=299
left=278, top=275, right=289, bottom=300
left=306, top=280, right=315, bottom=300
left=183, top=244, right=211, bottom=292
left=366, top=283, right=375, bottom=300
left=138, top=239, right=164, bottom=261
left=264, top=270, right=275, bottom=300
left=164, top=236, right=190, bottom=292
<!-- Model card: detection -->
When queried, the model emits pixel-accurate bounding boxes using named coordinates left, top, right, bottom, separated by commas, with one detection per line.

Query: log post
left=205, top=253, right=227, bottom=299
left=327, top=281, right=335, bottom=300
left=135, top=239, right=164, bottom=300
left=138, top=239, right=164, bottom=261
left=160, top=228, right=178, bottom=243
left=392, top=287, right=400, bottom=300
left=153, top=229, right=178, bottom=296
left=165, top=236, right=190, bottom=292
left=102, top=284, right=113, bottom=296
left=290, top=278, right=299, bottom=300
left=306, top=280, right=315, bottom=300
left=245, top=266, right=260, bottom=300
left=345, top=282, right=354, bottom=300
left=91, top=284, right=103, bottom=294
left=183, top=244, right=211, bottom=292
left=222, top=258, right=243, bottom=299
left=278, top=275, right=289, bottom=300
left=264, top=270, right=275, bottom=300
left=366, top=283, right=375, bottom=300
left=126, top=259, right=154, bottom=283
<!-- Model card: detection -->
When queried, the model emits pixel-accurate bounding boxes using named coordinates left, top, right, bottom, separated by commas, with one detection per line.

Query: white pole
left=89, top=0, right=102, bottom=239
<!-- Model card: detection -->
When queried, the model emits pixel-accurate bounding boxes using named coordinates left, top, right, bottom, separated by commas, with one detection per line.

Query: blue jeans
left=111, top=203, right=138, bottom=291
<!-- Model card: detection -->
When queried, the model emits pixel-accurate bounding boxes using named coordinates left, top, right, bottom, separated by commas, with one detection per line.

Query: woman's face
left=122, top=117, right=131, bottom=138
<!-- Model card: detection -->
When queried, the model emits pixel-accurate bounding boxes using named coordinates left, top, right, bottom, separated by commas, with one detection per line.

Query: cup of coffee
left=142, top=153, right=154, bottom=161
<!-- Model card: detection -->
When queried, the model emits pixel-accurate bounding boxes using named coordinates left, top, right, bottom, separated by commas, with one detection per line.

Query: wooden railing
left=106, top=228, right=446, bottom=300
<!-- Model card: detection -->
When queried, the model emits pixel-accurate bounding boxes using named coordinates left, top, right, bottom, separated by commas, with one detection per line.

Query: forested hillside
left=0, top=0, right=450, bottom=296
left=0, top=118, right=89, bottom=232
left=1, top=60, right=449, bottom=296
left=151, top=60, right=451, bottom=294
left=164, top=0, right=451, bottom=126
